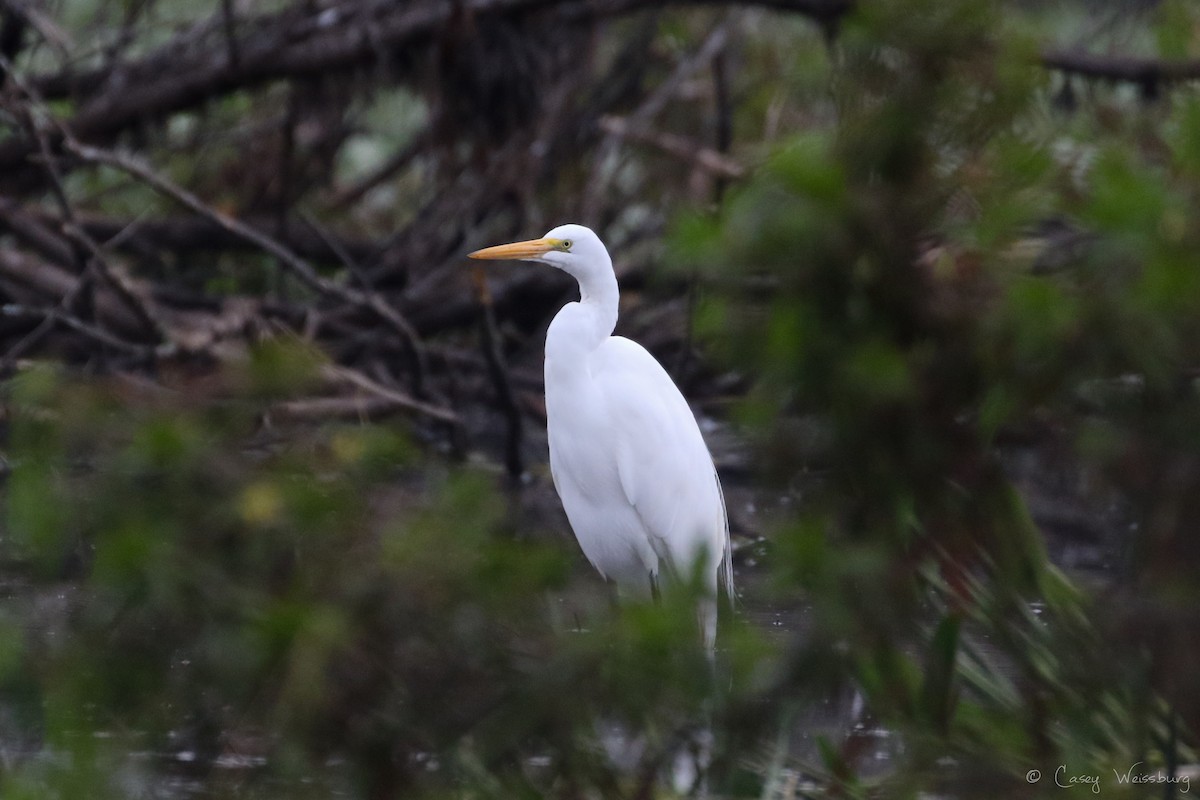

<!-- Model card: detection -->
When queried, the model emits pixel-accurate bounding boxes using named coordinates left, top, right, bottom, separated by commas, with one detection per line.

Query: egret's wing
left=592, top=336, right=730, bottom=592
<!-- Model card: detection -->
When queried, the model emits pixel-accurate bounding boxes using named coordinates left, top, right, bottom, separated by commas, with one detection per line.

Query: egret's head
left=469, top=224, right=611, bottom=281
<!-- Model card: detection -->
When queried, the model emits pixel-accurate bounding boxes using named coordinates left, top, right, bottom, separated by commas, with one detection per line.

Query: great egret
left=470, top=224, right=733, bottom=650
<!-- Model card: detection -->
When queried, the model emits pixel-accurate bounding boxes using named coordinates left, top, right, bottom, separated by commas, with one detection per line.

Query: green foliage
left=1, top=345, right=759, bottom=798
left=671, top=0, right=1200, bottom=793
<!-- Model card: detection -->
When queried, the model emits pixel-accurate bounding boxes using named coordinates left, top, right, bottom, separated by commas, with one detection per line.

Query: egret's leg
left=698, top=596, right=718, bottom=656
left=614, top=572, right=656, bottom=604
left=670, top=710, right=715, bottom=797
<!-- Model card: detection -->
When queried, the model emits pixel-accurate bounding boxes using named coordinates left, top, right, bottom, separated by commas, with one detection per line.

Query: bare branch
left=1041, top=50, right=1200, bottom=86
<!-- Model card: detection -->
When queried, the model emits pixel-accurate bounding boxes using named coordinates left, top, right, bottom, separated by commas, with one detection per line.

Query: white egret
left=470, top=224, right=733, bottom=650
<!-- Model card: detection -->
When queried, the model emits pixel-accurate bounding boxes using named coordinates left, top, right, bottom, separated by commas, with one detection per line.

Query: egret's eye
left=561, top=240, right=573, bottom=251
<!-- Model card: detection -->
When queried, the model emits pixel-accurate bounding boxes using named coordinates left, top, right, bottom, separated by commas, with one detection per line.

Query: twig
left=59, top=220, right=165, bottom=338
left=298, top=210, right=373, bottom=290
left=329, top=129, right=430, bottom=210
left=66, top=142, right=329, bottom=294
left=585, top=19, right=733, bottom=219
left=0, top=307, right=56, bottom=369
left=635, top=22, right=731, bottom=127
left=272, top=395, right=432, bottom=423
left=425, top=343, right=544, bottom=392
left=321, top=363, right=457, bottom=424
left=597, top=116, right=746, bottom=179
left=0, top=248, right=146, bottom=336
left=0, top=302, right=157, bottom=363
left=5, top=2, right=72, bottom=60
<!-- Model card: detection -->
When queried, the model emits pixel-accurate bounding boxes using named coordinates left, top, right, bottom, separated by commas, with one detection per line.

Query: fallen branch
left=272, top=363, right=459, bottom=425
left=0, top=249, right=147, bottom=337
left=63, top=139, right=431, bottom=392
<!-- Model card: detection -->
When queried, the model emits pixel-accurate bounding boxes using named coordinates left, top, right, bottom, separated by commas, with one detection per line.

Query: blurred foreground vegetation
left=2, top=0, right=1200, bottom=797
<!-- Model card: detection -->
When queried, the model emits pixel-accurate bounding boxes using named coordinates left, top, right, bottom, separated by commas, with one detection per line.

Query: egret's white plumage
left=470, top=224, right=732, bottom=649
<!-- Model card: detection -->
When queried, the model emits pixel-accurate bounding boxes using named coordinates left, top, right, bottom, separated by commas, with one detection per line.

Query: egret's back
left=592, top=337, right=729, bottom=592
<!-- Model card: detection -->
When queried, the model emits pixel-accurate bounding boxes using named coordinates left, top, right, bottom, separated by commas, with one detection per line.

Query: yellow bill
left=469, top=237, right=565, bottom=260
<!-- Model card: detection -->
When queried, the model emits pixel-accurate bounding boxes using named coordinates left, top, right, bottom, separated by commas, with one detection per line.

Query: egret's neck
left=576, top=264, right=619, bottom=342
left=545, top=265, right=619, bottom=367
